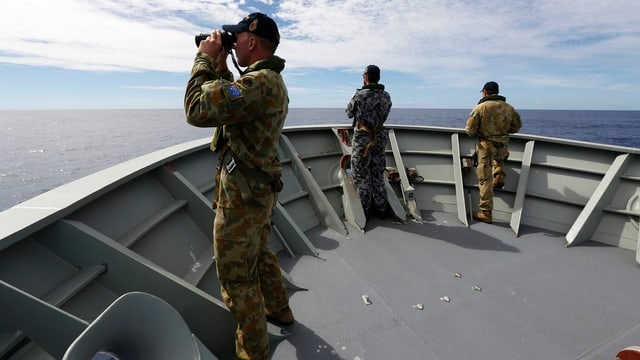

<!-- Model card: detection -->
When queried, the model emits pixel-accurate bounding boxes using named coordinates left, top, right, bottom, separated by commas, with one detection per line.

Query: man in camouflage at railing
left=184, top=12, right=292, bottom=360
left=346, top=65, right=393, bottom=220
left=465, top=81, right=522, bottom=224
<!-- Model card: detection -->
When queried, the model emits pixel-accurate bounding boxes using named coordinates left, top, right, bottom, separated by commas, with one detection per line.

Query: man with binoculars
left=184, top=12, right=292, bottom=360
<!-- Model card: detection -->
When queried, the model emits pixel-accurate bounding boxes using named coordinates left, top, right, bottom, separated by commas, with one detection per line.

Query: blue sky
left=1, top=0, right=639, bottom=110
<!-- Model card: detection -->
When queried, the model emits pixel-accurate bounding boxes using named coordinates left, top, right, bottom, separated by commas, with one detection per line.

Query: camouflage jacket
left=346, top=84, right=392, bottom=155
left=185, top=53, right=288, bottom=175
left=184, top=53, right=288, bottom=207
left=465, top=95, right=521, bottom=144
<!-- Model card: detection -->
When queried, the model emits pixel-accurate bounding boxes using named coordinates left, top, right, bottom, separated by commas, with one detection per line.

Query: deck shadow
left=366, top=211, right=521, bottom=253
left=270, top=321, right=346, bottom=360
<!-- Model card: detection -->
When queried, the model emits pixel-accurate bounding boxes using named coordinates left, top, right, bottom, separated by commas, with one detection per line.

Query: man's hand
left=198, top=29, right=224, bottom=58
left=215, top=47, right=229, bottom=73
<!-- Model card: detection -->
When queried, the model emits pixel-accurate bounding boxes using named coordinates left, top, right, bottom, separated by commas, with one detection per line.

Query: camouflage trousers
left=351, top=146, right=387, bottom=214
left=214, top=193, right=290, bottom=360
left=476, top=140, right=508, bottom=211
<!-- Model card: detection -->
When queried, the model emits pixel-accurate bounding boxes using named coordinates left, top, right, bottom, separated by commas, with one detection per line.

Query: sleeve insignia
left=225, top=84, right=243, bottom=100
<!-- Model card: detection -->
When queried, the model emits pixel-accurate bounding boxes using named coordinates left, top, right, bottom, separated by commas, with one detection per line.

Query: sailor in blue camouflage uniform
left=184, top=13, right=292, bottom=360
left=346, top=65, right=393, bottom=219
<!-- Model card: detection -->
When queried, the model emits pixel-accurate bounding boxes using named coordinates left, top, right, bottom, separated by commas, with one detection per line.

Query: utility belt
left=356, top=121, right=384, bottom=133
left=355, top=121, right=384, bottom=157
left=473, top=138, right=510, bottom=167
left=218, top=146, right=283, bottom=206
left=478, top=137, right=506, bottom=148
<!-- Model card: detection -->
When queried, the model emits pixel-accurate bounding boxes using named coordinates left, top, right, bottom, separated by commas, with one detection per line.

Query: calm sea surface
left=1, top=108, right=638, bottom=211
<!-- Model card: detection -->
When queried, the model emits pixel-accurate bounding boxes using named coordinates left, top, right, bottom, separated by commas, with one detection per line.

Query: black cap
left=482, top=81, right=499, bottom=94
left=222, top=12, right=280, bottom=46
left=364, top=65, right=380, bottom=82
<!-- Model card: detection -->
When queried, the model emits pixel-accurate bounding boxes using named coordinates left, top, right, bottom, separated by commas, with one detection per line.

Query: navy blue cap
left=222, top=13, right=280, bottom=46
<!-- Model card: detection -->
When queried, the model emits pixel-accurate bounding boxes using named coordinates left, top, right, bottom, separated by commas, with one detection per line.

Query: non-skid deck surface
left=272, top=211, right=640, bottom=360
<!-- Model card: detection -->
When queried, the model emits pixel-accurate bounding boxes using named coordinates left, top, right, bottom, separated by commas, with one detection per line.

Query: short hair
left=256, top=35, right=277, bottom=54
left=364, top=65, right=381, bottom=83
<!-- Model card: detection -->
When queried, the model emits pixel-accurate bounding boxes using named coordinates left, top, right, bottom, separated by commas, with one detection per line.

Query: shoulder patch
left=224, top=84, right=243, bottom=100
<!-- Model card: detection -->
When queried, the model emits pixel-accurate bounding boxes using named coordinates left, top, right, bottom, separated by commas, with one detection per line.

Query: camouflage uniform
left=346, top=83, right=392, bottom=216
left=185, top=52, right=290, bottom=360
left=465, top=94, right=522, bottom=211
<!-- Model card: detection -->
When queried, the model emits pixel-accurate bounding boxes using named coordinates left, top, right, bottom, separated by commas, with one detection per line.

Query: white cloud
left=0, top=0, right=242, bottom=72
left=0, top=0, right=639, bottom=95
left=276, top=0, right=640, bottom=93
left=121, top=85, right=183, bottom=91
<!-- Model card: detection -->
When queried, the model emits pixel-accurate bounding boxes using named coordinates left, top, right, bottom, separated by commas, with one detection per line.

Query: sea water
left=1, top=108, right=638, bottom=211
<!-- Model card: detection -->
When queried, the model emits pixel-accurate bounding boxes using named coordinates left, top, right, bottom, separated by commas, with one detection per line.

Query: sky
left=0, top=0, right=639, bottom=110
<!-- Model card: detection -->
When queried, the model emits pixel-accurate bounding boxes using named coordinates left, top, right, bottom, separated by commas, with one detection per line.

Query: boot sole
left=266, top=314, right=294, bottom=326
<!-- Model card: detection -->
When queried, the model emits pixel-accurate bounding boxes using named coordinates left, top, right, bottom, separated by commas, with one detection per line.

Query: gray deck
left=273, top=211, right=640, bottom=360
left=2, top=125, right=639, bottom=359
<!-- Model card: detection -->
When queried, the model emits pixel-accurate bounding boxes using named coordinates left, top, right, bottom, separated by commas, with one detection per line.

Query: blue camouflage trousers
left=351, top=142, right=387, bottom=215
left=214, top=192, right=290, bottom=360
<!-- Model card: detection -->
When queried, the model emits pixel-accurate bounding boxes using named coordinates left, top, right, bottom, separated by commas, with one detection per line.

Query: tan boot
left=472, top=210, right=493, bottom=224
left=493, top=174, right=505, bottom=189
left=266, top=305, right=294, bottom=326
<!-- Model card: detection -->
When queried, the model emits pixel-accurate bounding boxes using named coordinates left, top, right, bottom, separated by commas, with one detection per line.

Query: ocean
left=1, top=108, right=639, bottom=211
